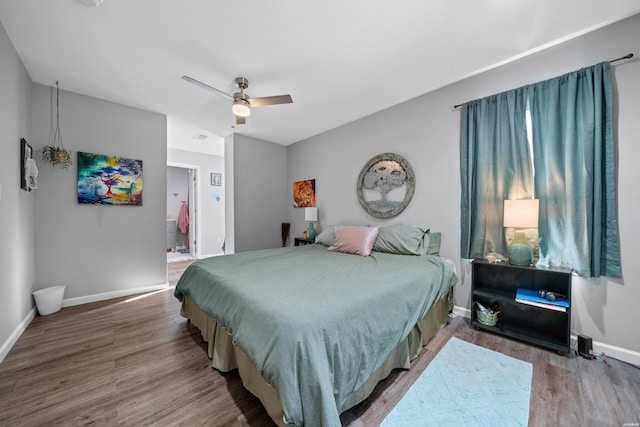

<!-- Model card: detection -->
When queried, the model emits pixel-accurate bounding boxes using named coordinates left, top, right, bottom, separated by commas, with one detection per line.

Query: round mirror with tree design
left=357, top=152, right=415, bottom=218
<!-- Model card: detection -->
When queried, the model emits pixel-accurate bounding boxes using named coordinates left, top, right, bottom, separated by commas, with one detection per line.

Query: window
left=461, top=62, right=621, bottom=278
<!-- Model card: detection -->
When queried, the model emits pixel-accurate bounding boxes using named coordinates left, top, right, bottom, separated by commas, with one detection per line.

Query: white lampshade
left=503, top=199, right=539, bottom=228
left=304, top=207, right=318, bottom=222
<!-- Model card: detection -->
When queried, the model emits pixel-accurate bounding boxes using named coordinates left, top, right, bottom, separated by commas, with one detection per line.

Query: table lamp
left=304, top=207, right=318, bottom=240
left=503, top=199, right=539, bottom=266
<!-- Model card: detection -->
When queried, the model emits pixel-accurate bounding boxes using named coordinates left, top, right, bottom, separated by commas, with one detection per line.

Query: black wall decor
left=20, top=138, right=33, bottom=192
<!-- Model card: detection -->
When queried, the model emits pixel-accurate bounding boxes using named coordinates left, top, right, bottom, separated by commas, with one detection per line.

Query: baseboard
left=452, top=304, right=639, bottom=366
left=61, top=282, right=171, bottom=307
left=199, top=252, right=224, bottom=259
left=452, top=305, right=470, bottom=319
left=589, top=338, right=640, bottom=366
left=0, top=307, right=36, bottom=363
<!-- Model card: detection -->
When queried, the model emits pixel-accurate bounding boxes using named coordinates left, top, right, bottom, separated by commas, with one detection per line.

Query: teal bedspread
left=174, top=244, right=457, bottom=427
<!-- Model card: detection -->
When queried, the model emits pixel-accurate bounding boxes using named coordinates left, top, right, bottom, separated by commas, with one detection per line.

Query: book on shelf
left=515, top=297, right=567, bottom=312
left=515, top=288, right=569, bottom=312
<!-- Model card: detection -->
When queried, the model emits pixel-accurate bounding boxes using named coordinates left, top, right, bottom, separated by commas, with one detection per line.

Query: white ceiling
left=1, top=1, right=639, bottom=146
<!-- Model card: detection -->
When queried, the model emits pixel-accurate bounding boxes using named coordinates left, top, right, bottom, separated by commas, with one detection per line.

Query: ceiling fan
left=182, top=75, right=293, bottom=125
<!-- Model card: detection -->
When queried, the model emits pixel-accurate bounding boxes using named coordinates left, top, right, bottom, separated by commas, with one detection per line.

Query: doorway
left=167, top=163, right=199, bottom=263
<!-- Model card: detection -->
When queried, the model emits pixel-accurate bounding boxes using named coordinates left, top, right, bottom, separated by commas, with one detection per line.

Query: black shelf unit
left=471, top=260, right=572, bottom=354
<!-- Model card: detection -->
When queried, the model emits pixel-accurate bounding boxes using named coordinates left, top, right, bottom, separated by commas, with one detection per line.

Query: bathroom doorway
left=167, top=163, right=199, bottom=263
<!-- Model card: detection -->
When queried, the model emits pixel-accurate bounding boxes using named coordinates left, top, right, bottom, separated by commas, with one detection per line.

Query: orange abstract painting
left=293, top=179, right=316, bottom=208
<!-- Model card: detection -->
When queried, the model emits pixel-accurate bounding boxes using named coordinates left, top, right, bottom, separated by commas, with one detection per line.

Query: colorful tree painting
left=77, top=152, right=143, bottom=206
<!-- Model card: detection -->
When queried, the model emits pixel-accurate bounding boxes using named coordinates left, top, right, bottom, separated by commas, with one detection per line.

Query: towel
left=178, top=202, right=189, bottom=234
left=25, top=158, right=38, bottom=190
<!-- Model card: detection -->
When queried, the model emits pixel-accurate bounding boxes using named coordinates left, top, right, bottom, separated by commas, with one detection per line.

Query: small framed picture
left=211, top=173, right=222, bottom=186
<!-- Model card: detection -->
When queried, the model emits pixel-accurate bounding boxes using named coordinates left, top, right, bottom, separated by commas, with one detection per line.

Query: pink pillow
left=328, top=226, right=380, bottom=256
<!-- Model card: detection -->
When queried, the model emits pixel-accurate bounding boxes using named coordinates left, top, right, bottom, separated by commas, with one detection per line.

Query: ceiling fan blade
left=181, top=75, right=234, bottom=100
left=236, top=115, right=246, bottom=125
left=249, top=94, right=293, bottom=107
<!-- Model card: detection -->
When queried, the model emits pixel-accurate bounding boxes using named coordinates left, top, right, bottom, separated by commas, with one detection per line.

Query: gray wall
left=0, top=19, right=36, bottom=359
left=287, top=14, right=640, bottom=360
left=31, top=84, right=167, bottom=303
left=226, top=134, right=288, bottom=253
left=167, top=149, right=226, bottom=257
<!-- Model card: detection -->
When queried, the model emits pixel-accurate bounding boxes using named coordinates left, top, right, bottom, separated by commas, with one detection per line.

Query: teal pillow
left=314, top=226, right=336, bottom=246
left=373, top=224, right=429, bottom=255
left=423, top=231, right=441, bottom=256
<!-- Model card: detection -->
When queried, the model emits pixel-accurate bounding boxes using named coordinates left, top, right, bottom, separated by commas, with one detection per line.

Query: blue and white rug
left=381, top=337, right=532, bottom=427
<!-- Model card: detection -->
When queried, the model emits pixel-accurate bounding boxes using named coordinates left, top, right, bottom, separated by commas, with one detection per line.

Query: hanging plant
left=41, top=81, right=72, bottom=169
left=42, top=145, right=72, bottom=167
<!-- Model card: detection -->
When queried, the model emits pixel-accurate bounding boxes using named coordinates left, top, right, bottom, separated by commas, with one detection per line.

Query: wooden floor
left=1, top=260, right=638, bottom=426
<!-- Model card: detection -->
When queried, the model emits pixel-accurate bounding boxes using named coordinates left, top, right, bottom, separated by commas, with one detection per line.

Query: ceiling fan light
left=232, top=99, right=251, bottom=117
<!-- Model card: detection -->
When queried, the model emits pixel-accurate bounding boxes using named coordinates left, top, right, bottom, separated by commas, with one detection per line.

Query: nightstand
left=294, top=238, right=315, bottom=246
left=471, top=259, right=572, bottom=355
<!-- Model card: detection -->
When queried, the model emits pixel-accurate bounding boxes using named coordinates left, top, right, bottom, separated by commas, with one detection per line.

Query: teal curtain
left=529, top=62, right=621, bottom=277
left=460, top=88, right=532, bottom=258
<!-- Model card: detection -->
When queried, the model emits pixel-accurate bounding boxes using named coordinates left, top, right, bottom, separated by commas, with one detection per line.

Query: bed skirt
left=180, top=290, right=451, bottom=426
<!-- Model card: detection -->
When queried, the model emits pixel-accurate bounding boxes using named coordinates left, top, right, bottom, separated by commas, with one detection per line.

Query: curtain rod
left=453, top=53, right=634, bottom=109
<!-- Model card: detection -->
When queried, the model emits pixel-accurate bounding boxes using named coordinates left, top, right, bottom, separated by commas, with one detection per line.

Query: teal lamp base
left=306, top=222, right=316, bottom=240
left=508, top=230, right=533, bottom=266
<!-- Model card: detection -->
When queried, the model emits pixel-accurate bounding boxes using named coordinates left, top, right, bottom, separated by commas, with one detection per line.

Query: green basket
left=476, top=309, right=498, bottom=326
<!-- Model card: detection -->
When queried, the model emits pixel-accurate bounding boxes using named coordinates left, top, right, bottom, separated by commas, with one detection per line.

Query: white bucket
left=32, top=285, right=66, bottom=315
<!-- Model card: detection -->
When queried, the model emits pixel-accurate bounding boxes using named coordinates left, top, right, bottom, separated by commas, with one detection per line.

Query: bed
left=174, top=225, right=457, bottom=426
